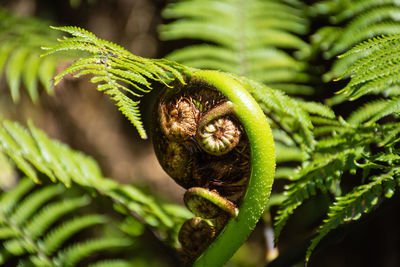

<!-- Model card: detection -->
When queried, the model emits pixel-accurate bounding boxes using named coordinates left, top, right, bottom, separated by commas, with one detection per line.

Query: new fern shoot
left=2, top=1, right=400, bottom=266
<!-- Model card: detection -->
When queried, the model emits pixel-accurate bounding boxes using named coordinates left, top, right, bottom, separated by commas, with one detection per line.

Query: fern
left=306, top=172, right=397, bottom=261
left=274, top=146, right=363, bottom=240
left=0, top=10, right=70, bottom=102
left=327, top=34, right=400, bottom=133
left=311, top=0, right=400, bottom=81
left=275, top=117, right=400, bottom=260
left=0, top=178, right=134, bottom=266
left=0, top=118, right=190, bottom=243
left=338, top=35, right=400, bottom=100
left=4, top=2, right=400, bottom=265
left=87, top=259, right=132, bottom=267
left=43, top=26, right=191, bottom=139
left=43, top=26, right=326, bottom=177
left=275, top=2, right=400, bottom=259
left=160, top=0, right=312, bottom=95
left=58, top=237, right=133, bottom=267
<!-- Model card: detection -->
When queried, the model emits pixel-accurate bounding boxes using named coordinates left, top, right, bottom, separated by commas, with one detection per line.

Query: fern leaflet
left=0, top=118, right=190, bottom=243
left=43, top=26, right=191, bottom=139
left=160, top=0, right=312, bottom=95
left=0, top=178, right=134, bottom=266
left=306, top=172, right=396, bottom=261
left=0, top=10, right=70, bottom=102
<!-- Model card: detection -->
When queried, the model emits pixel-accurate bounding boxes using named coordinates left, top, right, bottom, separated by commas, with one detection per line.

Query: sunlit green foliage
left=0, top=119, right=191, bottom=245
left=0, top=178, right=134, bottom=267
left=160, top=0, right=313, bottom=96
left=1, top=0, right=400, bottom=265
left=0, top=10, right=68, bottom=102
left=43, top=26, right=191, bottom=139
left=275, top=1, right=400, bottom=261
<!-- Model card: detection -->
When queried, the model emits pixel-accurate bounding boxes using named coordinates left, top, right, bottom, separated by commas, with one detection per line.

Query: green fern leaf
left=0, top=227, right=18, bottom=240
left=10, top=184, right=65, bottom=226
left=0, top=118, right=183, bottom=242
left=1, top=120, right=56, bottom=182
left=23, top=54, right=41, bottom=102
left=0, top=180, right=140, bottom=266
left=368, top=98, right=400, bottom=124
left=43, top=214, right=107, bottom=254
left=312, top=0, right=400, bottom=84
left=5, top=48, right=29, bottom=102
left=26, top=196, right=90, bottom=239
left=274, top=147, right=363, bottom=240
left=336, top=35, right=400, bottom=104
left=237, top=76, right=315, bottom=146
left=43, top=26, right=190, bottom=139
left=306, top=174, right=395, bottom=261
left=0, top=178, right=34, bottom=216
left=296, top=100, right=335, bottom=119
left=160, top=0, right=311, bottom=95
left=333, top=0, right=400, bottom=23
left=0, top=10, right=69, bottom=102
left=57, top=237, right=133, bottom=267
left=348, top=100, right=391, bottom=125
left=88, top=259, right=132, bottom=267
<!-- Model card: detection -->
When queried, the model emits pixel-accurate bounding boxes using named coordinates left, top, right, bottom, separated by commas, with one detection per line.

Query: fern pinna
left=0, top=118, right=193, bottom=265
left=160, top=0, right=312, bottom=96
left=0, top=10, right=72, bottom=103
left=0, top=178, right=134, bottom=267
left=42, top=26, right=191, bottom=139
left=275, top=0, right=400, bottom=262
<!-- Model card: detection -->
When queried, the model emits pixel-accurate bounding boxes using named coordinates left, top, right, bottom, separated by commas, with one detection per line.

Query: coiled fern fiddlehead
left=152, top=70, right=276, bottom=266
left=42, top=26, right=275, bottom=265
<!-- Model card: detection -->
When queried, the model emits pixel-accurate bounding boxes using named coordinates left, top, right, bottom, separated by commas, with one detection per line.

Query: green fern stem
left=190, top=70, right=276, bottom=266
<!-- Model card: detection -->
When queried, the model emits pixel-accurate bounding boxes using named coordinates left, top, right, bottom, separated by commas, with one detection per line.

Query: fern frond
left=296, top=100, right=336, bottom=119
left=275, top=143, right=305, bottom=163
left=0, top=178, right=34, bottom=216
left=312, top=0, right=400, bottom=84
left=326, top=23, right=400, bottom=58
left=306, top=173, right=396, bottom=261
left=44, top=26, right=191, bottom=139
left=332, top=0, right=400, bottom=23
left=88, top=259, right=132, bottom=267
left=160, top=0, right=311, bottom=95
left=337, top=35, right=400, bottom=103
left=26, top=196, right=91, bottom=239
left=340, top=34, right=400, bottom=59
left=274, top=147, right=362, bottom=240
left=0, top=10, right=68, bottom=102
left=368, top=98, right=400, bottom=124
left=0, top=178, right=137, bottom=267
left=0, top=118, right=186, bottom=243
left=348, top=99, right=394, bottom=125
left=43, top=214, right=107, bottom=254
left=10, top=184, right=65, bottom=226
left=57, top=237, right=133, bottom=267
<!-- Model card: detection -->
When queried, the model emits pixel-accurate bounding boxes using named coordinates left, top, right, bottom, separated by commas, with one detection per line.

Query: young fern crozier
left=42, top=26, right=275, bottom=266
left=152, top=71, right=276, bottom=265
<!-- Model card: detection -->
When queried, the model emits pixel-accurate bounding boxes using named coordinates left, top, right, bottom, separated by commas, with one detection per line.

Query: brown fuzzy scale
left=159, top=97, right=200, bottom=141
